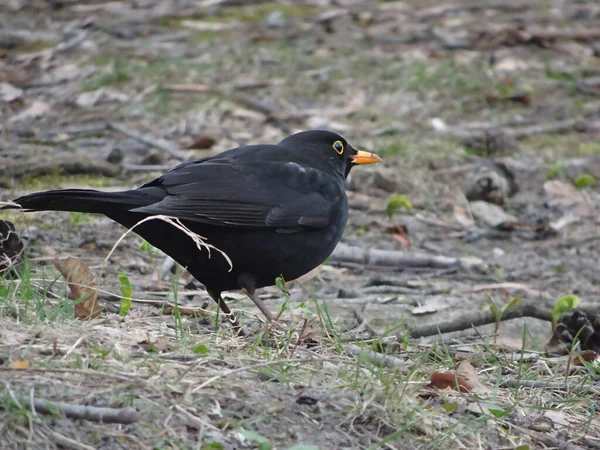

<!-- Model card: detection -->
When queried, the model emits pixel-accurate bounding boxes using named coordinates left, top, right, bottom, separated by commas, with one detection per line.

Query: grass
left=1, top=256, right=599, bottom=448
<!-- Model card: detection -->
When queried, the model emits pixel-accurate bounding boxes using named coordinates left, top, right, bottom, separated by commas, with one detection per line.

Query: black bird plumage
left=7, top=130, right=381, bottom=331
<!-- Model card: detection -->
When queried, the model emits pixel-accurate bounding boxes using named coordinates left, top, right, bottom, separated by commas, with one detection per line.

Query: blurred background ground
left=1, top=0, right=600, bottom=449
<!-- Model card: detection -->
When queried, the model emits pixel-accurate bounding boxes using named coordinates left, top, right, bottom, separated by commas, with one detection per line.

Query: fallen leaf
left=453, top=205, right=475, bottom=228
left=11, top=360, right=30, bottom=370
left=543, top=180, right=585, bottom=203
left=9, top=100, right=50, bottom=122
left=137, top=338, right=170, bottom=353
left=456, top=360, right=487, bottom=393
left=186, top=134, right=216, bottom=150
left=426, top=372, right=472, bottom=393
left=573, top=350, right=599, bottom=366
left=297, top=319, right=323, bottom=347
left=53, top=257, right=102, bottom=319
left=0, top=82, right=23, bottom=102
left=549, top=213, right=580, bottom=231
left=544, top=410, right=570, bottom=428
left=469, top=201, right=519, bottom=229
left=389, top=224, right=412, bottom=247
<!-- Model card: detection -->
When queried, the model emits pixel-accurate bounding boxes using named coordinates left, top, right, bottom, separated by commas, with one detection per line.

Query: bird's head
left=278, top=130, right=382, bottom=178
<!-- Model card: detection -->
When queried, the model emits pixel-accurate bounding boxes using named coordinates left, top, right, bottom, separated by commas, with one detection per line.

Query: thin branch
left=330, top=242, right=486, bottom=271
left=408, top=303, right=553, bottom=338
left=343, top=344, right=406, bottom=370
left=107, top=122, right=188, bottom=161
left=9, top=396, right=141, bottom=424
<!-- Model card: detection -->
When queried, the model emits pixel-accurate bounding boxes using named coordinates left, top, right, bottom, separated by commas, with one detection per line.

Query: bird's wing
left=131, top=156, right=342, bottom=231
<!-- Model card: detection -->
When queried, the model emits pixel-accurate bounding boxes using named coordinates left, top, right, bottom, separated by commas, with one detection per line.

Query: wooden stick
left=344, top=344, right=406, bottom=370
left=408, top=303, right=553, bottom=339
left=11, top=396, right=141, bottom=424
left=330, top=243, right=485, bottom=271
left=107, top=122, right=188, bottom=161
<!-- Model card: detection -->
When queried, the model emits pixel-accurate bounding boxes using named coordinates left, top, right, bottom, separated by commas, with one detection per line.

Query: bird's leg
left=207, top=290, right=244, bottom=336
left=238, top=274, right=275, bottom=324
left=242, top=287, right=275, bottom=323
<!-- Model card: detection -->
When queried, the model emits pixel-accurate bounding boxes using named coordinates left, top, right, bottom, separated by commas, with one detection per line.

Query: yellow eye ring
left=333, top=140, right=344, bottom=154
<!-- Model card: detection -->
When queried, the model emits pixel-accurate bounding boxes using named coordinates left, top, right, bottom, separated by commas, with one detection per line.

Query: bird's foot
left=267, top=317, right=280, bottom=331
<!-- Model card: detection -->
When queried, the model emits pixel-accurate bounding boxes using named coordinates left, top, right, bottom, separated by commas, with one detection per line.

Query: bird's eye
left=333, top=140, right=344, bottom=154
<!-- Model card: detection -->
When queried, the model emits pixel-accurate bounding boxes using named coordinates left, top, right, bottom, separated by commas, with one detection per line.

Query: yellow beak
left=351, top=150, right=382, bottom=165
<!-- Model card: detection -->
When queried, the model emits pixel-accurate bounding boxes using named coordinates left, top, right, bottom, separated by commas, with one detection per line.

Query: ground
left=1, top=0, right=600, bottom=449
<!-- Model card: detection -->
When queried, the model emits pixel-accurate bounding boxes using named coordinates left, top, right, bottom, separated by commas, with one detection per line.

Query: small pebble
left=265, top=10, right=286, bottom=29
left=492, top=247, right=505, bottom=257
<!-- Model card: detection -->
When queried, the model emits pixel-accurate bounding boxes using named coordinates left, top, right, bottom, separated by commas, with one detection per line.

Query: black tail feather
left=7, top=189, right=159, bottom=214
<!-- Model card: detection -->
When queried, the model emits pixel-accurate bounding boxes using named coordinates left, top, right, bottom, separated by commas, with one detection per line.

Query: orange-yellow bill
left=351, top=150, right=382, bottom=165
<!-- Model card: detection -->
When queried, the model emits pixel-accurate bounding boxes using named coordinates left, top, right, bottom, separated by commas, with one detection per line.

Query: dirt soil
left=1, top=1, right=600, bottom=449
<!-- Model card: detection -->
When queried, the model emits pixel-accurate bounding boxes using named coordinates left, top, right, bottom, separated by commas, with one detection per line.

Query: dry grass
left=1, top=262, right=599, bottom=449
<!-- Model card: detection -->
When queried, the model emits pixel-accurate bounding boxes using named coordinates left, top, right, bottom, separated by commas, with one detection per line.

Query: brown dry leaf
left=426, top=372, right=472, bottom=393
left=53, top=257, right=102, bottom=319
left=544, top=410, right=570, bottom=428
left=11, top=360, right=30, bottom=370
left=185, top=134, right=216, bottom=150
left=573, top=350, right=599, bottom=366
left=137, top=338, right=170, bottom=353
left=456, top=360, right=488, bottom=393
left=388, top=225, right=412, bottom=247
left=298, top=319, right=323, bottom=347
left=543, top=180, right=586, bottom=203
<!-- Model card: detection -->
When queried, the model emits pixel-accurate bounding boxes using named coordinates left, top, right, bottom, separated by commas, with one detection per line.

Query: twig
left=414, top=214, right=464, bottom=231
left=343, top=344, right=406, bottom=370
left=415, top=1, right=537, bottom=20
left=2, top=367, right=142, bottom=383
left=408, top=303, right=553, bottom=339
left=525, top=429, right=586, bottom=450
left=503, top=118, right=582, bottom=139
left=38, top=426, right=96, bottom=450
left=8, top=396, right=141, bottom=424
left=0, top=154, right=120, bottom=181
left=439, top=118, right=583, bottom=142
left=192, top=358, right=312, bottom=393
left=471, top=282, right=548, bottom=299
left=342, top=304, right=379, bottom=336
left=501, top=379, right=570, bottom=390
left=513, top=28, right=600, bottom=44
left=164, top=84, right=274, bottom=116
left=330, top=243, right=486, bottom=271
left=122, top=163, right=172, bottom=172
left=107, top=122, right=188, bottom=161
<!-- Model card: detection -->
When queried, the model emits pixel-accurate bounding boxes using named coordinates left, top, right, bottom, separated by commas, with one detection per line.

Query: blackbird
left=7, top=130, right=381, bottom=331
